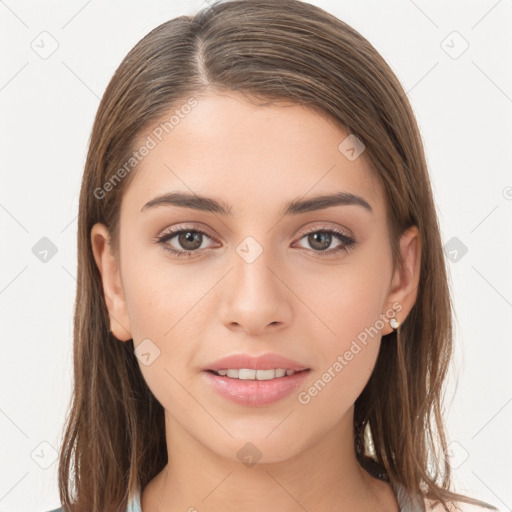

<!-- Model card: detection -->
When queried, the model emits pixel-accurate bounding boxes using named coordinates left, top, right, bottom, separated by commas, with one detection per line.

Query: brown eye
left=306, top=232, right=333, bottom=251
left=155, top=225, right=356, bottom=259
left=176, top=231, right=203, bottom=251
left=295, top=228, right=356, bottom=256
left=155, top=227, right=216, bottom=257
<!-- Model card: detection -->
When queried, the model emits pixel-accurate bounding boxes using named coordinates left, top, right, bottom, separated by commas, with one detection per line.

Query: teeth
left=213, top=368, right=297, bottom=380
left=239, top=369, right=257, bottom=380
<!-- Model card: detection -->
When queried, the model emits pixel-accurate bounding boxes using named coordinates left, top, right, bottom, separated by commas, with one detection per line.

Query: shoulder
left=425, top=497, right=504, bottom=512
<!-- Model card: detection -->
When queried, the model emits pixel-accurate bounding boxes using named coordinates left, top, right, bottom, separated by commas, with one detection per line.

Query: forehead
left=121, top=91, right=385, bottom=221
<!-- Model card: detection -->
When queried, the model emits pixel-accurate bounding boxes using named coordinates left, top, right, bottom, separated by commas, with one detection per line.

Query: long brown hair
left=58, top=1, right=497, bottom=510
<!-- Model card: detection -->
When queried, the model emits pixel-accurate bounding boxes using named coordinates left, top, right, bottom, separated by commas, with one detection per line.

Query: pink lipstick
left=202, top=353, right=311, bottom=407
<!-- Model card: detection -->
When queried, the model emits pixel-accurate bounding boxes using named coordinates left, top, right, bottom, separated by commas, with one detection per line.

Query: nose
left=218, top=245, right=293, bottom=335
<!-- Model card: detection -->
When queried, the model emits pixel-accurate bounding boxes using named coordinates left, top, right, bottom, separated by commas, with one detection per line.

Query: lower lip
left=202, top=370, right=310, bottom=407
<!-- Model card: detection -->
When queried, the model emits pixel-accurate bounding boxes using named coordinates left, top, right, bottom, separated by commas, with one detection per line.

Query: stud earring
left=390, top=317, right=399, bottom=330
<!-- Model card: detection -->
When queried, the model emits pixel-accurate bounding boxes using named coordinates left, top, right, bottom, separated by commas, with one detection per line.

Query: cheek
left=120, top=244, right=207, bottom=398
left=123, top=263, right=203, bottom=415
left=299, top=341, right=379, bottom=425
left=120, top=239, right=203, bottom=340
left=300, top=261, right=388, bottom=344
left=297, top=256, right=388, bottom=399
left=298, top=273, right=385, bottom=416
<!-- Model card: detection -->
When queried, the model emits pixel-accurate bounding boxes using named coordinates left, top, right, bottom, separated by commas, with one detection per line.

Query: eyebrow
left=140, top=191, right=373, bottom=216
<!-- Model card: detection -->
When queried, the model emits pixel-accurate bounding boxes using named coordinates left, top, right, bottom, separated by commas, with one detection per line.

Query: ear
left=381, top=225, right=421, bottom=335
left=90, top=222, right=132, bottom=341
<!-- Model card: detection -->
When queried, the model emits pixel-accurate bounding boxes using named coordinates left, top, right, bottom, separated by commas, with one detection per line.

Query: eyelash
left=154, top=224, right=356, bottom=258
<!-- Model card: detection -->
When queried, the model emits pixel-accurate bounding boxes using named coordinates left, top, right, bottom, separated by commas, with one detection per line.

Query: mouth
left=202, top=353, right=311, bottom=406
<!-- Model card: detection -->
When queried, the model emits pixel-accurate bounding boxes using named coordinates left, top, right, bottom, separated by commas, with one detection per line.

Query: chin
left=212, top=429, right=314, bottom=466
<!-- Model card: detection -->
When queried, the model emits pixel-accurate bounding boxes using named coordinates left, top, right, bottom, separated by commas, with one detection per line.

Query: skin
left=91, top=91, right=421, bottom=512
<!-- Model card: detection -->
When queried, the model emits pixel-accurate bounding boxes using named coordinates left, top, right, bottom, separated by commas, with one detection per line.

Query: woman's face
left=92, top=91, right=420, bottom=463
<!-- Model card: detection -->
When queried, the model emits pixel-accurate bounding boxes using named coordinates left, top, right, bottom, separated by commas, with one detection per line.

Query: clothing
left=359, top=456, right=426, bottom=512
left=126, top=488, right=141, bottom=512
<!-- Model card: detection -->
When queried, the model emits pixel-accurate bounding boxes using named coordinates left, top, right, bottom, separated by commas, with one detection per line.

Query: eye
left=154, top=225, right=356, bottom=258
left=154, top=225, right=217, bottom=258
left=294, top=227, right=356, bottom=256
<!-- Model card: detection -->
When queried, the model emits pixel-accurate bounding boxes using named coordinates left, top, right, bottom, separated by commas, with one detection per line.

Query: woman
left=48, top=1, right=501, bottom=511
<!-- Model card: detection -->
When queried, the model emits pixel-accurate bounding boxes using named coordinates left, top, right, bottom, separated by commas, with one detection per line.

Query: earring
left=389, top=316, right=401, bottom=343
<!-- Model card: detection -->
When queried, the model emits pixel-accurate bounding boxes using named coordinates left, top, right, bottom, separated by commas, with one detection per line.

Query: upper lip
left=205, top=353, right=310, bottom=372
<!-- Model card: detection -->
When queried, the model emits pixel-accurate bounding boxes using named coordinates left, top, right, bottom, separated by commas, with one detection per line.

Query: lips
left=202, top=353, right=311, bottom=406
left=204, top=353, right=310, bottom=372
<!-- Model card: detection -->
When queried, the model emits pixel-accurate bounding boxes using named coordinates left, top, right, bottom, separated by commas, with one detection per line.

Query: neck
left=142, top=407, right=399, bottom=512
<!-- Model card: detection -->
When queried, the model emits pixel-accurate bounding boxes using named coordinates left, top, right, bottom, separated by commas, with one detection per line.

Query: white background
left=0, top=1, right=511, bottom=511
